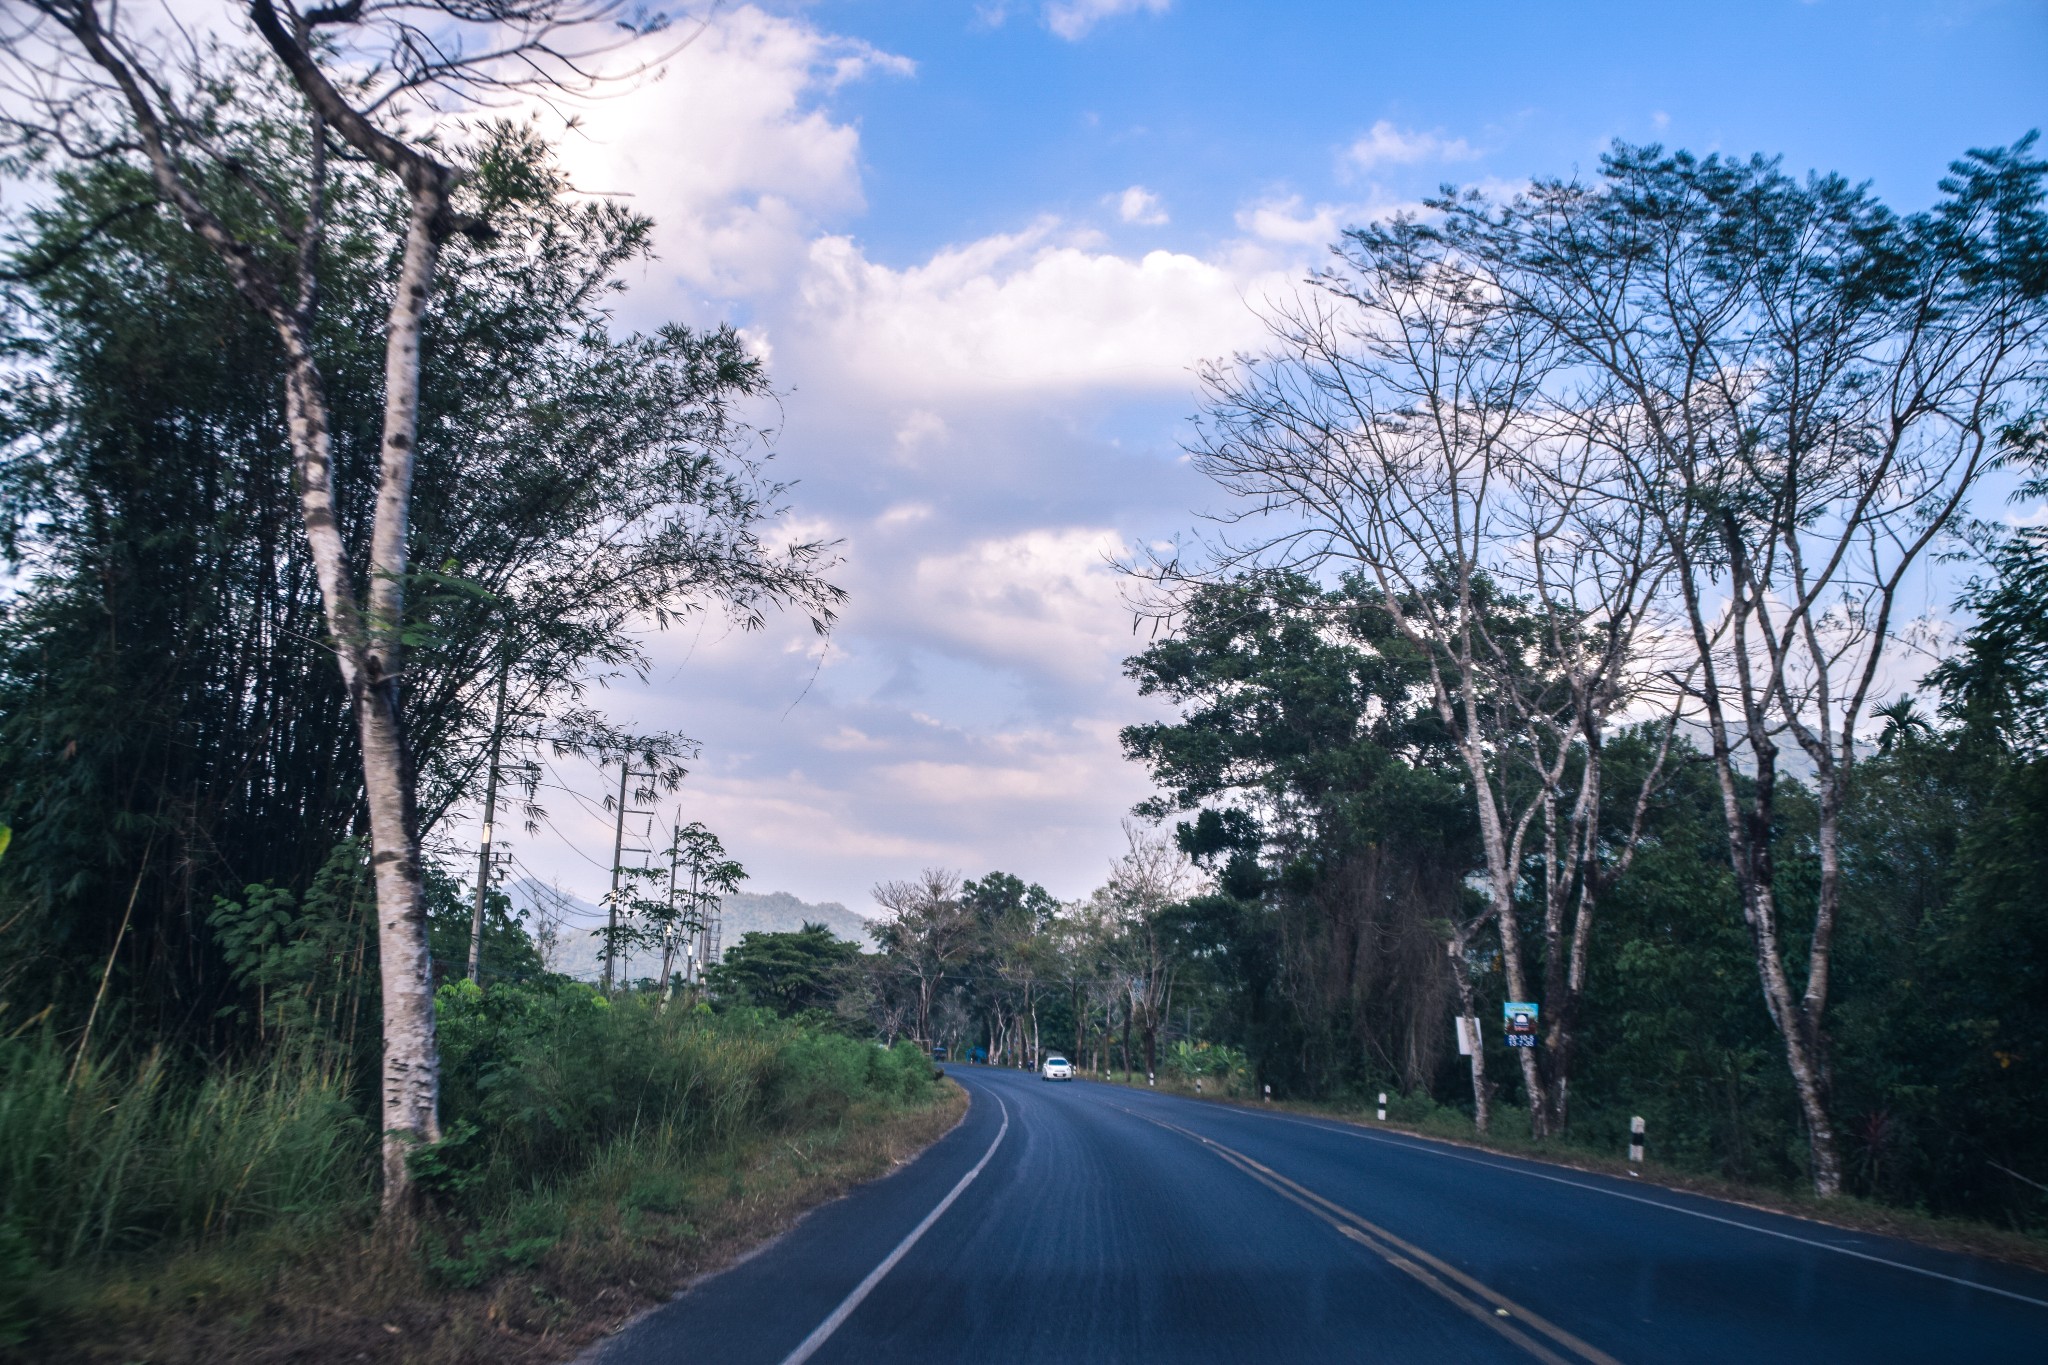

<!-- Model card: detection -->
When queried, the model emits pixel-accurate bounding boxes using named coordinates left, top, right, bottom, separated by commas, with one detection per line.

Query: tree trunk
left=1448, top=932, right=1490, bottom=1134
left=1486, top=856, right=1545, bottom=1133
left=1073, top=984, right=1084, bottom=1069
left=1706, top=671, right=1843, bottom=1195
left=361, top=186, right=449, bottom=1212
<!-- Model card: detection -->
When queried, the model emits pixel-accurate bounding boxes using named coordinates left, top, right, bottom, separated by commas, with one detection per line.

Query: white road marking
left=1203, top=1101, right=2048, bottom=1312
left=778, top=1090, right=1011, bottom=1365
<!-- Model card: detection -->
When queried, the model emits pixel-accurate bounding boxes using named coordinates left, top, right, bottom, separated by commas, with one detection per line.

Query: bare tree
left=872, top=869, right=973, bottom=1049
left=1181, top=217, right=1677, bottom=1135
left=1450, top=143, right=2048, bottom=1192
left=1097, top=821, right=1194, bottom=1080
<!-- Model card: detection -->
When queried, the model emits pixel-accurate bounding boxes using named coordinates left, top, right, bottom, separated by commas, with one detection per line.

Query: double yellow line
left=1145, top=1115, right=1623, bottom=1365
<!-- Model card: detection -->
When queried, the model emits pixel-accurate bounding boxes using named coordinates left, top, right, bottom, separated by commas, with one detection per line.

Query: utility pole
left=468, top=662, right=510, bottom=983
left=603, top=757, right=658, bottom=994
left=604, top=757, right=631, bottom=994
left=657, top=819, right=681, bottom=1007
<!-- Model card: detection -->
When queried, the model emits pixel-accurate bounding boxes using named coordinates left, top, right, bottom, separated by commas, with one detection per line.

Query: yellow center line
left=1130, top=1108, right=1625, bottom=1365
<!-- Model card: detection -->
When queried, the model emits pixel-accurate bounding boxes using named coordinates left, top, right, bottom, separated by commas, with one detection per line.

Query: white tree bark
left=41, top=0, right=459, bottom=1214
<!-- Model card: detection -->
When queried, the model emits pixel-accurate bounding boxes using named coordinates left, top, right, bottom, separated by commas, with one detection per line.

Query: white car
left=1040, top=1055, right=1074, bottom=1081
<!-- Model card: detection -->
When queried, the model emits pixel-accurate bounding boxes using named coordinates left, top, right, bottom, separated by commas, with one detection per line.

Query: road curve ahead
left=589, top=1067, right=2048, bottom=1364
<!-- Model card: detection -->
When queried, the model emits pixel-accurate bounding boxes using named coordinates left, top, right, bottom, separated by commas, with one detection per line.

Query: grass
left=1085, top=1069, right=2048, bottom=1275
left=2, top=982, right=963, bottom=1364
left=24, top=1083, right=965, bottom=1365
left=0, top=1031, right=368, bottom=1285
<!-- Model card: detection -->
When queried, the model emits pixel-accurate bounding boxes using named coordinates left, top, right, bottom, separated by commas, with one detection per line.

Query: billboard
left=1503, top=1001, right=1539, bottom=1048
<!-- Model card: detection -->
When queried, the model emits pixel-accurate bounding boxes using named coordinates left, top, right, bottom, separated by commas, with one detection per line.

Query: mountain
left=502, top=877, right=875, bottom=982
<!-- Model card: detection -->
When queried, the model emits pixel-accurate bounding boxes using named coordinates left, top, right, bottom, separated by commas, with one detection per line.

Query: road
left=588, top=1066, right=2048, bottom=1363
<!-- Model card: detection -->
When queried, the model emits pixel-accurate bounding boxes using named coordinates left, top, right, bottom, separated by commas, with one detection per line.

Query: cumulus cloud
left=1112, top=185, right=1170, bottom=225
left=796, top=223, right=1281, bottom=396
left=898, top=528, right=1134, bottom=684
left=1234, top=193, right=1430, bottom=247
left=1343, top=119, right=1478, bottom=173
left=487, top=4, right=1323, bottom=908
left=552, top=5, right=911, bottom=298
left=1045, top=0, right=1172, bottom=40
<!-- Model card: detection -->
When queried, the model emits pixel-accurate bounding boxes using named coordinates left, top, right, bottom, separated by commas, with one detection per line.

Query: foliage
left=0, top=119, right=838, bottom=1041
left=427, top=978, right=935, bottom=1224
left=1162, top=1039, right=1248, bottom=1082
left=0, top=1030, right=368, bottom=1283
left=1122, top=571, right=1477, bottom=1095
left=707, top=923, right=862, bottom=1020
left=0, top=969, right=940, bottom=1341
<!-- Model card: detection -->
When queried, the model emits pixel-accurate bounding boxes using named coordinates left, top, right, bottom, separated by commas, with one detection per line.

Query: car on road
left=1041, top=1055, right=1074, bottom=1081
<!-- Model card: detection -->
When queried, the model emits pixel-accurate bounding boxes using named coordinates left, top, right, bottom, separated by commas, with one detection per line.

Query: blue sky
left=830, top=0, right=2046, bottom=261
left=486, top=0, right=2048, bottom=917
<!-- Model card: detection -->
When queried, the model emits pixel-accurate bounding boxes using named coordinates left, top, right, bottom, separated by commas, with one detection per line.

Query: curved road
left=590, top=1066, right=2048, bottom=1363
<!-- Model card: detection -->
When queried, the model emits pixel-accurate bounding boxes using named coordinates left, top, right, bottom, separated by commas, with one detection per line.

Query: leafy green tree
left=1123, top=571, right=1481, bottom=1101
left=0, top=127, right=837, bottom=1100
left=708, top=924, right=862, bottom=1021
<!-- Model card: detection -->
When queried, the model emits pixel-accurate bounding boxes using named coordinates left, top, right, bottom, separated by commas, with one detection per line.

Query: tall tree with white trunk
left=1446, top=142, right=2048, bottom=1193
left=4, top=0, right=697, bottom=1213
left=1180, top=216, right=1678, bottom=1136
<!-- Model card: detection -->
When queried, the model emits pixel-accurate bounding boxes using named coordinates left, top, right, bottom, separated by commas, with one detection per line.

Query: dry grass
left=21, top=1082, right=967, bottom=1365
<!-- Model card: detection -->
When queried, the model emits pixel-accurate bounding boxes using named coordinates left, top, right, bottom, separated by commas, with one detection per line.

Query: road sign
left=1504, top=1001, right=1539, bottom=1048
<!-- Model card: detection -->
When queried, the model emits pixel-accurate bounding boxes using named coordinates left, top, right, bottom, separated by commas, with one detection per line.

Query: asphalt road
left=589, top=1066, right=2048, bottom=1363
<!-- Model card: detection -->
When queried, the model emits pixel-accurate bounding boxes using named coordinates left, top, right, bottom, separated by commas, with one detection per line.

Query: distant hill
left=503, top=877, right=874, bottom=982
left=721, top=890, right=876, bottom=949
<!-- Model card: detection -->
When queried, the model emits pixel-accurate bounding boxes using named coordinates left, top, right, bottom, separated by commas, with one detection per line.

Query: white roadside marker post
left=1194, top=1077, right=1202, bottom=1095
left=1629, top=1115, right=1646, bottom=1172
left=1148, top=1071, right=1156, bottom=1088
left=1377, top=1092, right=1388, bottom=1122
left=1263, top=1083, right=1272, bottom=1103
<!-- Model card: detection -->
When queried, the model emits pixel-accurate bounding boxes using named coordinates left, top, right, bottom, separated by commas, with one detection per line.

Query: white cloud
left=890, top=409, right=949, bottom=465
left=875, top=501, right=936, bottom=530
left=1045, top=0, right=1172, bottom=40
left=797, top=222, right=1281, bottom=396
left=900, top=527, right=1134, bottom=685
left=1237, top=194, right=1345, bottom=246
left=552, top=5, right=911, bottom=297
left=1113, top=185, right=1170, bottom=225
left=1343, top=119, right=1478, bottom=173
left=1234, top=193, right=1429, bottom=247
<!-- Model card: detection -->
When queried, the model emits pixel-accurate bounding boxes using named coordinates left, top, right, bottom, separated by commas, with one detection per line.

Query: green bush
left=1163, top=1040, right=1248, bottom=1082
left=0, top=971, right=944, bottom=1351
left=425, top=979, right=934, bottom=1220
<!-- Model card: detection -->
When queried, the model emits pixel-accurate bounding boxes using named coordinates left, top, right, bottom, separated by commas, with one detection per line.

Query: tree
left=653, top=822, right=745, bottom=1006
left=2, top=3, right=841, bottom=1210
left=708, top=923, right=860, bottom=1018
left=0, top=138, right=829, bottom=1038
left=961, top=871, right=1058, bottom=1067
left=1178, top=215, right=1679, bottom=1135
left=871, top=870, right=973, bottom=1049
left=1123, top=572, right=1478, bottom=1108
left=1093, top=822, right=1195, bottom=1081
left=1446, top=140, right=2048, bottom=1192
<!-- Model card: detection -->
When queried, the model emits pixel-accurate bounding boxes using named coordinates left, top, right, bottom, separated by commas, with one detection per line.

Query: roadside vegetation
left=0, top=9, right=958, bottom=1361
left=1, top=985, right=948, bottom=1361
left=835, top=140, right=2048, bottom=1240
